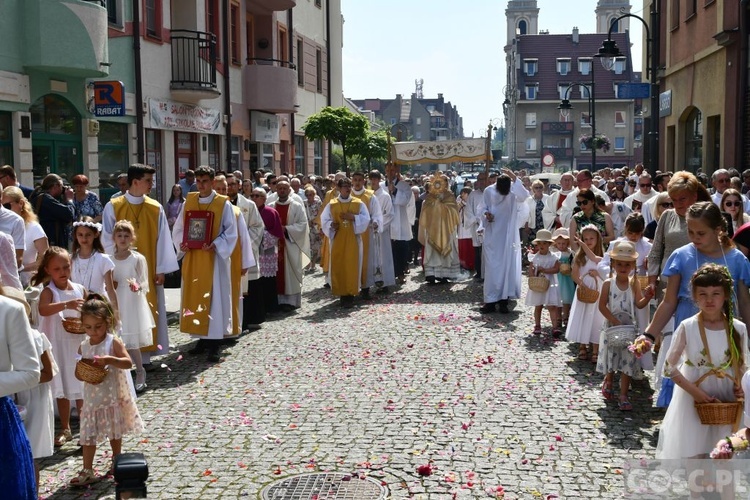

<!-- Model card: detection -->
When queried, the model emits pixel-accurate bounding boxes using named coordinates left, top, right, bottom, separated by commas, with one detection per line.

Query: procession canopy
left=391, top=138, right=487, bottom=165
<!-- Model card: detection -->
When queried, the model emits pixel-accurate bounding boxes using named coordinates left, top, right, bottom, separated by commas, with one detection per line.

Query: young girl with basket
left=597, top=240, right=653, bottom=410
left=111, top=220, right=155, bottom=394
left=655, top=264, right=748, bottom=459
left=525, top=229, right=562, bottom=336
left=553, top=228, right=574, bottom=329
left=565, top=224, right=606, bottom=362
left=71, top=218, right=118, bottom=313
left=33, top=247, right=87, bottom=448
left=69, top=294, right=143, bottom=486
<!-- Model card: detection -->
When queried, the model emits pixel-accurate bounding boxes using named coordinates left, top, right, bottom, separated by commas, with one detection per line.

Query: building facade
left=0, top=0, right=342, bottom=204
left=505, top=0, right=641, bottom=173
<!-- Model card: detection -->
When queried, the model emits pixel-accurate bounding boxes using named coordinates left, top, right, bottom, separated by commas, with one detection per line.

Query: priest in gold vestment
left=418, top=173, right=460, bottom=284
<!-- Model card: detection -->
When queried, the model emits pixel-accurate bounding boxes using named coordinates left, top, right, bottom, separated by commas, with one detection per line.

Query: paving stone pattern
left=37, top=267, right=663, bottom=499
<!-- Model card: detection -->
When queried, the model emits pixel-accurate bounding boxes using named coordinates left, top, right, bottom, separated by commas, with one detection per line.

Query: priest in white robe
left=101, top=164, right=179, bottom=366
left=481, top=169, right=529, bottom=314
left=171, top=166, right=237, bottom=362
left=367, top=170, right=396, bottom=291
left=269, top=181, right=310, bottom=311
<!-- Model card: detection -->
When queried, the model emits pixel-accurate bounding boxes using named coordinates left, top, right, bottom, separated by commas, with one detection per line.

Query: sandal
left=591, top=351, right=599, bottom=364
left=54, top=429, right=73, bottom=447
left=552, top=328, right=562, bottom=338
left=618, top=398, right=633, bottom=411
left=533, top=325, right=542, bottom=335
left=70, top=468, right=99, bottom=487
left=601, top=380, right=615, bottom=401
left=578, top=345, right=588, bottom=360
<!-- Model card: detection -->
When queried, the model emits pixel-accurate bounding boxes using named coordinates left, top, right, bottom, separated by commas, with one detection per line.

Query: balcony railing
left=244, top=57, right=297, bottom=113
left=247, top=57, right=296, bottom=70
left=170, top=30, right=219, bottom=96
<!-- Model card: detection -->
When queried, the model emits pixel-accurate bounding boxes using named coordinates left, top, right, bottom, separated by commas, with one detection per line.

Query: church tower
left=595, top=0, right=631, bottom=34
left=505, top=0, right=539, bottom=47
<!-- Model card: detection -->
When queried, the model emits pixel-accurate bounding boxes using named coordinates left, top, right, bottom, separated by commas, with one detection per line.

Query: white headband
left=72, top=221, right=102, bottom=232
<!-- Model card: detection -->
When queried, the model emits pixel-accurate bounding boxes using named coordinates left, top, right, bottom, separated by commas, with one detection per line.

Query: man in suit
left=0, top=165, right=33, bottom=198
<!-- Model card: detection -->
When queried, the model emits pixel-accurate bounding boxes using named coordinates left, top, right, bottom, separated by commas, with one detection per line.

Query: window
left=614, top=137, right=626, bottom=151
left=208, top=135, right=220, bottom=169
left=313, top=138, right=323, bottom=175
left=246, top=14, right=254, bottom=61
left=390, top=118, right=396, bottom=125
left=297, top=38, right=304, bottom=86
left=525, top=84, right=538, bottom=100
left=294, top=135, right=306, bottom=174
left=580, top=140, right=589, bottom=151
left=670, top=0, right=680, bottom=30
left=316, top=48, right=323, bottom=93
left=580, top=84, right=591, bottom=99
left=524, top=59, right=537, bottom=76
left=207, top=0, right=221, bottom=58
left=144, top=0, right=161, bottom=39
left=685, top=108, right=703, bottom=170
left=558, top=84, right=570, bottom=100
left=98, top=122, right=129, bottom=199
left=526, top=138, right=537, bottom=151
left=0, top=112, right=11, bottom=167
left=230, top=136, right=241, bottom=171
left=278, top=25, right=288, bottom=63
left=517, top=19, right=527, bottom=35
left=613, top=57, right=626, bottom=75
left=107, top=0, right=120, bottom=25
left=250, top=143, right=274, bottom=171
left=525, top=112, right=537, bottom=128
left=580, top=112, right=591, bottom=127
left=578, top=58, right=592, bottom=76
left=315, top=0, right=322, bottom=7
left=415, top=132, right=422, bottom=140
left=615, top=111, right=627, bottom=127
left=230, top=4, right=240, bottom=64
left=609, top=17, right=620, bottom=33
left=687, top=0, right=697, bottom=18
left=416, top=117, right=421, bottom=125
left=557, top=58, right=571, bottom=76
left=145, top=129, right=161, bottom=198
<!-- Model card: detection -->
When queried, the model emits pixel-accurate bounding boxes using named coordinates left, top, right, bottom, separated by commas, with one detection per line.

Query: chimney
left=572, top=26, right=579, bottom=44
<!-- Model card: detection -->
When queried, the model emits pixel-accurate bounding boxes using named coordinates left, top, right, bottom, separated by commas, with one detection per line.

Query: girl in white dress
left=69, top=294, right=143, bottom=487
left=33, top=247, right=86, bottom=448
left=71, top=219, right=118, bottom=314
left=656, top=263, right=748, bottom=459
left=111, top=220, right=155, bottom=393
left=596, top=240, right=653, bottom=410
left=525, top=229, right=562, bottom=336
left=565, top=224, right=606, bottom=362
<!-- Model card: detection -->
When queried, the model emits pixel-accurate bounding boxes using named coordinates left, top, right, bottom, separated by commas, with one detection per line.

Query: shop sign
left=92, top=81, right=125, bottom=117
left=659, top=90, right=672, bottom=118
left=250, top=111, right=280, bottom=144
left=148, top=99, right=221, bottom=133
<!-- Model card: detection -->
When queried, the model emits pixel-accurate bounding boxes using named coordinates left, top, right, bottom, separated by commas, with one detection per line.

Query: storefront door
left=175, top=132, right=196, bottom=179
left=30, top=94, right=82, bottom=185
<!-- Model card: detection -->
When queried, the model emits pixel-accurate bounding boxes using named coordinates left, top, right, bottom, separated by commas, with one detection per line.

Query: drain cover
left=261, top=472, right=387, bottom=500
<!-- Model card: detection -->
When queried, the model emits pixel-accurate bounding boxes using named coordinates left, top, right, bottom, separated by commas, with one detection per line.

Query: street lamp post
left=558, top=81, right=596, bottom=171
left=595, top=3, right=660, bottom=175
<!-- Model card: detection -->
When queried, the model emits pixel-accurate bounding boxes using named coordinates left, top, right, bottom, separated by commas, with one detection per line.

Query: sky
left=341, top=0, right=644, bottom=139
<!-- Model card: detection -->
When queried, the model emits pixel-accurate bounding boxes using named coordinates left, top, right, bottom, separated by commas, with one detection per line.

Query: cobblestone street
left=38, top=267, right=663, bottom=499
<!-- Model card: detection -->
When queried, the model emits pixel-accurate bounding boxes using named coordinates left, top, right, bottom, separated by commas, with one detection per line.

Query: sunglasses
left=249, top=194, right=264, bottom=199
left=660, top=202, right=674, bottom=208
left=576, top=200, right=590, bottom=206
left=615, top=182, right=625, bottom=186
left=628, top=183, right=637, bottom=186
left=640, top=184, right=652, bottom=188
left=725, top=201, right=743, bottom=208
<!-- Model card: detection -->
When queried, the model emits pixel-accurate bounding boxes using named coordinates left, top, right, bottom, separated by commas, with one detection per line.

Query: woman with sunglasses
left=721, top=189, right=749, bottom=233
left=569, top=188, right=614, bottom=252
left=643, top=192, right=673, bottom=241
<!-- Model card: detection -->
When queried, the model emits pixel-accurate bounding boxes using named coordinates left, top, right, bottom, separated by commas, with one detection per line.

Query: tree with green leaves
left=302, top=107, right=369, bottom=175
left=351, top=130, right=389, bottom=170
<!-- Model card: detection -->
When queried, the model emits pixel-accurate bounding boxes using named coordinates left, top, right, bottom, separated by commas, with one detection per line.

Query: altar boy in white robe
left=269, top=181, right=310, bottom=312
left=172, top=166, right=237, bottom=362
left=367, top=170, right=396, bottom=292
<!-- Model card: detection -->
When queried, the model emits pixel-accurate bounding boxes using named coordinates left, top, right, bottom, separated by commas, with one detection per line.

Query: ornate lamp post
left=558, top=81, right=596, bottom=171
left=595, top=4, right=660, bottom=175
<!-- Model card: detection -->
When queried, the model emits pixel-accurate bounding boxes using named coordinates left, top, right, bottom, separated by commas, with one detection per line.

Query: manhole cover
left=261, top=472, right=387, bottom=500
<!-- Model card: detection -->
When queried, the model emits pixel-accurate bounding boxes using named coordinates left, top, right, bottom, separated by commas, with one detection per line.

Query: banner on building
left=148, top=99, right=222, bottom=133
left=250, top=111, right=280, bottom=144
left=392, top=138, right=487, bottom=164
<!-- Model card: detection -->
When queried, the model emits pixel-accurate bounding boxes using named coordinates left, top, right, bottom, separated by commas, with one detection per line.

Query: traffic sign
left=616, top=83, right=650, bottom=99
left=93, top=81, right=125, bottom=117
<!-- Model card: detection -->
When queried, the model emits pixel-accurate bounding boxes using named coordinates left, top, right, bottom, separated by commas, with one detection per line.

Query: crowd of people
left=8, top=160, right=750, bottom=497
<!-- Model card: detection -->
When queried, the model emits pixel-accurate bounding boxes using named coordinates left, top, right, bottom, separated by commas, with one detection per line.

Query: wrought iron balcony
left=170, top=30, right=220, bottom=100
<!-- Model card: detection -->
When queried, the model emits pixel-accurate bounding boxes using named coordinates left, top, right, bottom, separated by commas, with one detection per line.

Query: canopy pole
left=484, top=122, right=493, bottom=177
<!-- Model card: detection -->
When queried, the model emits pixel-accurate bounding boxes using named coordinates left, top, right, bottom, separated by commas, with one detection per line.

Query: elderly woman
left=303, top=186, right=322, bottom=271
left=643, top=192, right=672, bottom=241
left=569, top=188, right=614, bottom=251
left=70, top=174, right=103, bottom=223
left=525, top=179, right=549, bottom=241
left=29, top=174, right=75, bottom=248
left=1, top=187, right=48, bottom=287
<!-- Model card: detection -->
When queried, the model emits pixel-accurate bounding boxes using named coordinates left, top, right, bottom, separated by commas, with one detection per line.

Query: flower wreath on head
left=692, top=264, right=741, bottom=368
left=72, top=220, right=102, bottom=232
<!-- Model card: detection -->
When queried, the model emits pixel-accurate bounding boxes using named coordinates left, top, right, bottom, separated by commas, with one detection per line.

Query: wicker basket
left=576, top=284, right=599, bottom=303
left=62, top=317, right=86, bottom=334
left=695, top=400, right=743, bottom=427
left=74, top=359, right=107, bottom=385
left=605, top=325, right=637, bottom=350
left=528, top=275, right=550, bottom=293
left=636, top=275, right=650, bottom=291
left=559, top=263, right=572, bottom=276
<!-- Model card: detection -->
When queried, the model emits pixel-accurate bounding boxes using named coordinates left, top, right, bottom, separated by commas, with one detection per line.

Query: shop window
left=208, top=135, right=220, bottom=169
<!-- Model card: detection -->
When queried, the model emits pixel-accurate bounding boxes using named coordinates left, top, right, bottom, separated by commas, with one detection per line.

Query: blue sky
left=341, top=0, right=644, bottom=139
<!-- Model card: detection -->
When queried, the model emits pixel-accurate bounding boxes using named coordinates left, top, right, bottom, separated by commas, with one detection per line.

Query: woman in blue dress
left=638, top=202, right=750, bottom=406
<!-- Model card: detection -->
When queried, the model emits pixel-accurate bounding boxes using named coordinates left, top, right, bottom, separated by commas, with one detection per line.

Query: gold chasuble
left=229, top=205, right=243, bottom=336
left=180, top=193, right=228, bottom=335
left=351, top=189, right=373, bottom=286
left=328, top=197, right=364, bottom=297
left=111, top=195, right=161, bottom=351
left=318, top=188, right=337, bottom=273
left=419, top=175, right=460, bottom=256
